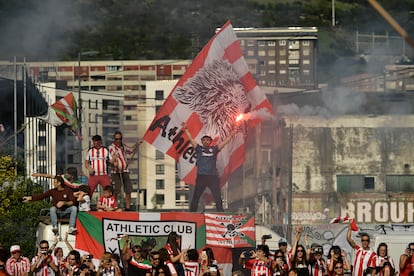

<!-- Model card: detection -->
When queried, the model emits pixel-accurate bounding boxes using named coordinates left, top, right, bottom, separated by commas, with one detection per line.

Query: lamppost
left=77, top=50, right=98, bottom=164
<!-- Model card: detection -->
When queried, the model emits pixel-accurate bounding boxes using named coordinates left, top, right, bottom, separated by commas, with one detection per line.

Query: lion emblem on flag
left=174, top=60, right=251, bottom=141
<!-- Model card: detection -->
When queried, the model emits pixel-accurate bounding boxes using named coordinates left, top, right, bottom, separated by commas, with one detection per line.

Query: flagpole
left=78, top=52, right=82, bottom=166
left=14, top=56, right=17, bottom=175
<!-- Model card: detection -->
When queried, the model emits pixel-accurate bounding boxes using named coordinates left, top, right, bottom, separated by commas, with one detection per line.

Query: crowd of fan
left=1, top=221, right=414, bottom=276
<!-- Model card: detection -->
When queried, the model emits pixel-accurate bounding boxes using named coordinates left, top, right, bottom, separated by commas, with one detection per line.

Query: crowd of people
left=2, top=220, right=414, bottom=276
left=0, top=231, right=227, bottom=276
left=238, top=222, right=414, bottom=276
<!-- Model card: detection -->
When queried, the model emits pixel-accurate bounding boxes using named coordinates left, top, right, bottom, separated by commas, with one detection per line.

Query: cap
left=314, top=247, right=323, bottom=254
left=10, top=245, right=21, bottom=253
left=278, top=238, right=288, bottom=245
left=201, top=134, right=212, bottom=140
left=92, top=135, right=102, bottom=141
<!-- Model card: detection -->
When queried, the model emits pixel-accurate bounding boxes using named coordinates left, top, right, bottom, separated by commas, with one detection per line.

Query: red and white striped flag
left=143, top=21, right=273, bottom=185
left=205, top=213, right=255, bottom=248
left=330, top=216, right=358, bottom=231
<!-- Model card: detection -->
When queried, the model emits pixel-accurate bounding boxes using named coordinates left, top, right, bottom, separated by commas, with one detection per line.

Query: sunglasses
left=361, top=239, right=370, bottom=242
left=152, top=258, right=160, bottom=260
left=297, top=249, right=304, bottom=252
left=68, top=258, right=76, bottom=261
left=40, top=247, right=49, bottom=250
left=115, top=138, right=122, bottom=141
left=335, top=266, right=343, bottom=269
left=132, top=250, right=141, bottom=253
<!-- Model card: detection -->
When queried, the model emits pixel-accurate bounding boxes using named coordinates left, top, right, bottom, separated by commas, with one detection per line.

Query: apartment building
left=234, top=27, right=318, bottom=89
left=1, top=59, right=192, bottom=210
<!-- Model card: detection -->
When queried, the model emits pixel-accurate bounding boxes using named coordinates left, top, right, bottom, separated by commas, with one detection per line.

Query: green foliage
left=0, top=155, right=50, bottom=258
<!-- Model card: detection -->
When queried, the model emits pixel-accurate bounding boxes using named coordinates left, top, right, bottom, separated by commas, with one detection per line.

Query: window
left=258, top=50, right=266, bottom=57
left=156, top=179, right=165, bottom=189
left=279, top=50, right=286, bottom=56
left=303, top=49, right=310, bottom=56
left=89, top=99, right=98, bottom=109
left=279, top=60, right=286, bottom=64
left=38, top=136, right=46, bottom=146
left=279, top=70, right=286, bottom=74
left=38, top=121, right=46, bottom=131
left=155, top=150, right=164, bottom=160
left=268, top=41, right=276, bottom=46
left=337, top=175, right=376, bottom=192
left=258, top=41, right=266, bottom=46
left=268, top=50, right=275, bottom=56
left=303, top=41, right=310, bottom=46
left=38, top=151, right=46, bottom=161
left=247, top=50, right=254, bottom=56
left=364, top=176, right=375, bottom=189
left=386, top=175, right=414, bottom=192
left=303, top=59, right=310, bottom=65
left=155, top=194, right=165, bottom=205
left=155, top=105, right=162, bottom=113
left=155, top=90, right=164, bottom=100
left=156, top=164, right=165, bottom=175
left=279, top=40, right=286, bottom=46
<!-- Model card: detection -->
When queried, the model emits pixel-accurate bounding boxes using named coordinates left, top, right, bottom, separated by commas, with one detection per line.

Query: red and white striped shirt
left=374, top=256, right=395, bottom=276
left=98, top=195, right=117, bottom=209
left=245, top=259, right=273, bottom=276
left=85, top=146, right=111, bottom=175
left=352, top=246, right=376, bottom=276
left=109, top=143, right=133, bottom=173
left=309, top=258, right=326, bottom=276
left=31, top=255, right=58, bottom=276
left=6, top=256, right=31, bottom=276
left=184, top=261, right=200, bottom=276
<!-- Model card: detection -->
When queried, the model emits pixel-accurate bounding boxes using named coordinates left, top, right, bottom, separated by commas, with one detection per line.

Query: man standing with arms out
left=85, top=135, right=114, bottom=197
left=182, top=123, right=237, bottom=212
left=346, top=219, right=376, bottom=276
left=108, top=131, right=140, bottom=211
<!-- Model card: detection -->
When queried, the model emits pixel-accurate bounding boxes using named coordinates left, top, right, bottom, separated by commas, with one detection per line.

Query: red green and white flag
left=205, top=213, right=255, bottom=248
left=143, top=21, right=273, bottom=186
left=39, top=92, right=81, bottom=139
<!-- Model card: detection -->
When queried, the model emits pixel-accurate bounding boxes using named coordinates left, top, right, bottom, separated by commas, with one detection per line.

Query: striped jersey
left=184, top=261, right=200, bottom=276
left=31, top=255, right=58, bottom=276
left=352, top=246, right=376, bottom=276
left=108, top=143, right=133, bottom=173
left=98, top=195, right=117, bottom=209
left=6, top=257, right=31, bottom=276
left=85, top=146, right=111, bottom=175
left=309, top=258, right=326, bottom=276
left=244, top=259, right=273, bottom=276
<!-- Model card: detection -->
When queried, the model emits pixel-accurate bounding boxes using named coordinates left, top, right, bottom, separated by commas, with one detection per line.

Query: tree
left=0, top=155, right=50, bottom=258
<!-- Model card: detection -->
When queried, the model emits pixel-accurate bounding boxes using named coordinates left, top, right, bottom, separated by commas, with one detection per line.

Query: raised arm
left=217, top=128, right=237, bottom=151
left=347, top=219, right=357, bottom=248
left=32, top=173, right=55, bottom=179
left=182, top=123, right=197, bottom=148
left=291, top=226, right=303, bottom=259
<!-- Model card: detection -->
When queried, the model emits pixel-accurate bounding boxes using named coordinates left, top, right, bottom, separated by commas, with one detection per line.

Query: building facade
left=234, top=27, right=318, bottom=89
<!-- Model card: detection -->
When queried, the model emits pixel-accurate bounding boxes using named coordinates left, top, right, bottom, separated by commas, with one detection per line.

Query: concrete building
left=234, top=27, right=318, bottom=89
left=228, top=89, right=414, bottom=243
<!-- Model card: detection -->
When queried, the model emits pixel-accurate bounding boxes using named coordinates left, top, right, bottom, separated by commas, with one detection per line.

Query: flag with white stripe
left=143, top=20, right=272, bottom=185
left=205, top=213, right=255, bottom=248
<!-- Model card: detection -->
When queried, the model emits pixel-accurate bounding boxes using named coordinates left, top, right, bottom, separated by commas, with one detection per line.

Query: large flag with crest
left=143, top=21, right=273, bottom=185
left=39, top=92, right=80, bottom=138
